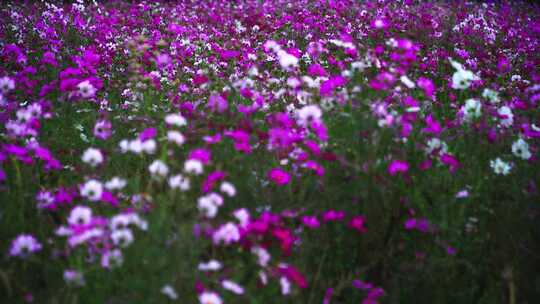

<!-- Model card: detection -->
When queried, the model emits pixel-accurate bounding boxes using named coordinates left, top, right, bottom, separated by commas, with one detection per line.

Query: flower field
left=1, top=0, right=540, bottom=303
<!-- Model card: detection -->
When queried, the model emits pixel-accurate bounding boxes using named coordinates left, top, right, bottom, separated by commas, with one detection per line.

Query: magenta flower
left=348, top=215, right=368, bottom=233
left=307, top=63, right=327, bottom=77
left=422, top=115, right=442, bottom=135
left=301, top=215, right=320, bottom=229
left=322, top=210, right=345, bottom=222
left=279, top=265, right=308, bottom=288
left=440, top=153, right=459, bottom=172
left=188, top=148, right=212, bottom=164
left=202, top=171, right=226, bottom=193
left=208, top=94, right=228, bottom=113
left=268, top=168, right=291, bottom=185
left=417, top=77, right=435, bottom=98
left=388, top=160, right=409, bottom=176
left=139, top=127, right=157, bottom=141
left=320, top=75, right=347, bottom=97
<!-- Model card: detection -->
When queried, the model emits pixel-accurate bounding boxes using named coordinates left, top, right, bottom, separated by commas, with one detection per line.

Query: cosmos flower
left=199, top=291, right=222, bottom=304
left=64, top=269, right=85, bottom=287
left=9, top=234, right=42, bottom=258
left=511, top=138, right=531, bottom=160
left=160, top=285, right=178, bottom=300
left=388, top=160, right=409, bottom=176
left=490, top=158, right=512, bottom=175
left=80, top=179, right=104, bottom=201
left=268, top=168, right=291, bottom=185
left=81, top=147, right=104, bottom=167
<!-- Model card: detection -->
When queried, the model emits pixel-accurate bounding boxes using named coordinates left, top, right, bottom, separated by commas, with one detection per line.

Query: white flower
left=264, top=40, right=280, bottom=52
left=490, top=158, right=512, bottom=175
left=462, top=98, right=481, bottom=121
left=149, top=160, right=169, bottom=178
left=197, top=196, right=218, bottom=218
left=9, top=234, right=42, bottom=257
left=198, top=260, right=222, bottom=272
left=233, top=208, right=250, bottom=227
left=425, top=138, right=448, bottom=155
left=259, top=271, right=268, bottom=285
left=511, top=138, right=531, bottom=160
left=213, top=222, right=240, bottom=245
left=0, top=76, right=15, bottom=94
left=109, top=213, right=147, bottom=231
left=280, top=277, right=291, bottom=295
left=77, top=80, right=97, bottom=98
left=68, top=227, right=104, bottom=247
left=105, top=177, right=127, bottom=191
left=222, top=280, right=244, bottom=295
left=252, top=246, right=271, bottom=267
left=184, top=159, right=204, bottom=175
left=111, top=228, right=134, bottom=247
left=167, top=130, right=185, bottom=146
left=199, top=291, right=222, bottom=304
left=101, top=249, right=123, bottom=269
left=161, top=285, right=178, bottom=300
left=80, top=179, right=103, bottom=201
left=482, top=88, right=500, bottom=104
left=81, top=147, right=103, bottom=167
left=169, top=174, right=191, bottom=191
left=297, top=104, right=322, bottom=126
left=400, top=75, right=416, bottom=88
left=220, top=182, right=236, bottom=197
left=110, top=214, right=131, bottom=231
left=142, top=139, right=157, bottom=154
left=128, top=213, right=148, bottom=231
left=206, top=193, right=223, bottom=206
left=165, top=113, right=187, bottom=127
left=119, top=139, right=130, bottom=153
left=128, top=139, right=144, bottom=154
left=455, top=189, right=470, bottom=198
left=287, top=77, right=301, bottom=88
left=68, top=206, right=93, bottom=226
left=497, top=106, right=513, bottom=127
left=63, top=269, right=85, bottom=287
left=277, top=50, right=298, bottom=69
left=450, top=59, right=478, bottom=90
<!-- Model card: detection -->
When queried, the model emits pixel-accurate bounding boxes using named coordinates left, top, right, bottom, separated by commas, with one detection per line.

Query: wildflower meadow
left=1, top=1, right=539, bottom=303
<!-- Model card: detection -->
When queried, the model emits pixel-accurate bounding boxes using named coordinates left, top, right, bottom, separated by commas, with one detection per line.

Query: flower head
left=9, top=234, right=42, bottom=257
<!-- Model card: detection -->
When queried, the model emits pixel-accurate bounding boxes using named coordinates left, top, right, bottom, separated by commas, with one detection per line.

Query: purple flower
left=9, top=234, right=42, bottom=258
left=139, top=127, right=157, bottom=141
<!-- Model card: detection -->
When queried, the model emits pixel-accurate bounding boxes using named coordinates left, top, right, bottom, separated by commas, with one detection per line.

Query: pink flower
left=440, top=153, right=459, bottom=172
left=320, top=75, right=347, bottom=97
left=307, top=63, right=327, bottom=77
left=322, top=210, right=345, bottom=222
left=188, top=148, right=211, bottom=164
left=388, top=160, right=409, bottom=176
left=202, top=171, right=226, bottom=193
left=268, top=168, right=291, bottom=185
left=422, top=115, right=442, bottom=135
left=139, top=127, right=157, bottom=141
left=301, top=215, right=320, bottom=229
left=208, top=94, right=228, bottom=113
left=417, top=77, right=435, bottom=98
left=348, top=215, right=367, bottom=233
left=279, top=265, right=308, bottom=289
